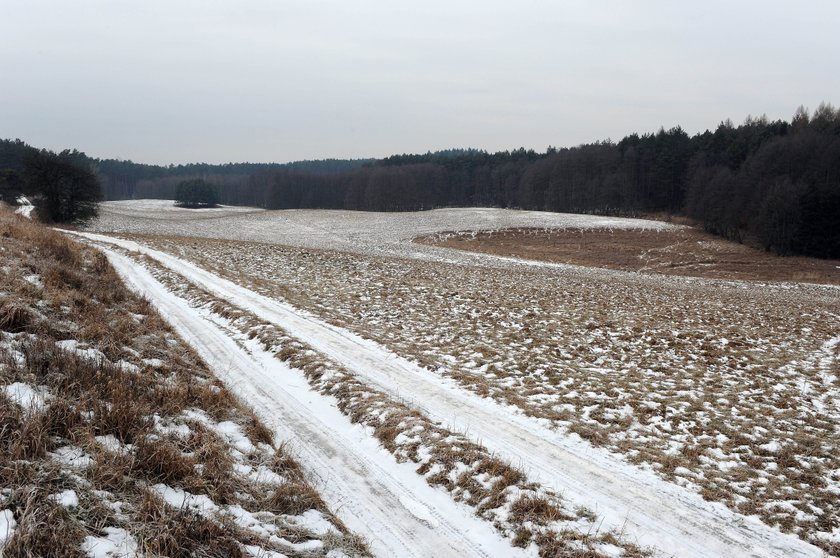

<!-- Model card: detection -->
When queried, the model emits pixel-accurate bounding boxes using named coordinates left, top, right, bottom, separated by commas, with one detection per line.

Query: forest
left=1, top=104, right=838, bottom=257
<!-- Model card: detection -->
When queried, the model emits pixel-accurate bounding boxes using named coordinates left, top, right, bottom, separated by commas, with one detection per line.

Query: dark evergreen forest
left=2, top=104, right=838, bottom=256
left=0, top=142, right=101, bottom=224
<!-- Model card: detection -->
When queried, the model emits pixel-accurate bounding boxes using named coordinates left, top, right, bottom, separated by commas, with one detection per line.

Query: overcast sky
left=2, top=1, right=839, bottom=165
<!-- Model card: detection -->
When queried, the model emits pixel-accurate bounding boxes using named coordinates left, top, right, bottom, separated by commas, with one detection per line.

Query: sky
left=2, top=1, right=839, bottom=165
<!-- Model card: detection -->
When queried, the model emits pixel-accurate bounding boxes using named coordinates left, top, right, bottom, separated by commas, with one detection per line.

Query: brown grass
left=0, top=208, right=367, bottom=556
left=418, top=227, right=840, bottom=285
left=133, top=491, right=247, bottom=558
left=2, top=487, right=85, bottom=558
left=0, top=302, right=34, bottom=334
left=262, top=483, right=324, bottom=516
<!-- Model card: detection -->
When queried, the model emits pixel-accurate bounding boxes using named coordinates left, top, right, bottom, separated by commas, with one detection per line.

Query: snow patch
left=398, top=496, right=440, bottom=528
left=0, top=509, right=16, bottom=546
left=50, top=489, right=79, bottom=508
left=50, top=446, right=94, bottom=469
left=4, top=382, right=46, bottom=410
left=81, top=527, right=138, bottom=558
left=14, top=196, right=34, bottom=219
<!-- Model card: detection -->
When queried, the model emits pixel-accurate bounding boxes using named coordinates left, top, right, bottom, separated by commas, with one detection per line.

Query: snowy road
left=77, top=232, right=826, bottom=558
left=95, top=242, right=525, bottom=558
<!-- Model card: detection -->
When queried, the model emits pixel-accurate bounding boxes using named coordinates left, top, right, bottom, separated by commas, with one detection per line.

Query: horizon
left=4, top=106, right=820, bottom=168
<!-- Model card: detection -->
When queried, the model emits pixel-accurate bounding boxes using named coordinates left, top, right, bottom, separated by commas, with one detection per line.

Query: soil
left=417, top=227, right=840, bottom=285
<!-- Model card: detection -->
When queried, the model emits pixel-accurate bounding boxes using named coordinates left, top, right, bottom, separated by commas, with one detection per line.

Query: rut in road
left=97, top=244, right=524, bottom=558
left=77, top=232, right=825, bottom=558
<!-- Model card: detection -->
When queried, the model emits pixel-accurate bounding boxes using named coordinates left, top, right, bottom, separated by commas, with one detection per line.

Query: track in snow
left=77, top=232, right=826, bottom=558
left=95, top=243, right=524, bottom=558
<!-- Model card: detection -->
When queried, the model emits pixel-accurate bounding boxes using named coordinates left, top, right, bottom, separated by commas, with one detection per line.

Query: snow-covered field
left=80, top=200, right=838, bottom=556
left=89, top=199, right=681, bottom=262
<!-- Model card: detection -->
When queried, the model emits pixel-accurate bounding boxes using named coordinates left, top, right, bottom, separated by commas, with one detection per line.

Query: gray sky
left=2, top=1, right=839, bottom=165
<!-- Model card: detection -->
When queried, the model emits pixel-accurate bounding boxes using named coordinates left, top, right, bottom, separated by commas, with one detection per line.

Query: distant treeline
left=1, top=103, right=838, bottom=257
left=95, top=157, right=374, bottom=205
left=253, top=107, right=839, bottom=258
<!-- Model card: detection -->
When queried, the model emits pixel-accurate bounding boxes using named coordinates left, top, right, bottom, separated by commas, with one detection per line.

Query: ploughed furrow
left=77, top=232, right=825, bottom=558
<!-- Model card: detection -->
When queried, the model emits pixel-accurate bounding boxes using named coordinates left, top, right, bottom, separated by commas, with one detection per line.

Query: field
left=418, top=226, right=840, bottom=285
left=51, top=200, right=840, bottom=556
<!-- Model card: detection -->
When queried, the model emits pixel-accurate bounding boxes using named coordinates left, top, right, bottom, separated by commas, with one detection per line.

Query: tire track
left=76, top=231, right=826, bottom=558
left=96, top=242, right=519, bottom=558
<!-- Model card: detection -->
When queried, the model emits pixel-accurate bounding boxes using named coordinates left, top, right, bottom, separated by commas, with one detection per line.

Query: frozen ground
left=95, top=242, right=523, bottom=558
left=72, top=201, right=837, bottom=556
left=89, top=199, right=681, bottom=263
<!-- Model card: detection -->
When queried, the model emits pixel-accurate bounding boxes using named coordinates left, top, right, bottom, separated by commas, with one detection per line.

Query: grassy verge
left=0, top=210, right=367, bottom=557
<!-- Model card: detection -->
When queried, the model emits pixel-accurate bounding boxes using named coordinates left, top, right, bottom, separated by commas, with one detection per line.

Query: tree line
left=96, top=157, right=372, bottom=203
left=0, top=140, right=101, bottom=224
left=249, top=105, right=839, bottom=258
left=2, top=103, right=838, bottom=256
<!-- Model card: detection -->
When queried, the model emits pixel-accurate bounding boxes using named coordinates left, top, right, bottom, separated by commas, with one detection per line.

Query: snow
left=95, top=242, right=531, bottom=558
left=23, top=273, right=43, bottom=287
left=81, top=232, right=827, bottom=558
left=14, top=196, right=34, bottom=219
left=0, top=509, right=16, bottom=547
left=97, top=199, right=261, bottom=216
left=73, top=202, right=840, bottom=556
left=87, top=199, right=681, bottom=264
left=50, top=489, right=80, bottom=508
left=141, top=358, right=164, bottom=368
left=95, top=435, right=130, bottom=454
left=215, top=420, right=258, bottom=454
left=81, top=527, right=138, bottom=558
left=56, top=339, right=107, bottom=363
left=242, top=545, right=288, bottom=558
left=49, top=446, right=94, bottom=469
left=760, top=440, right=783, bottom=453
left=151, top=484, right=218, bottom=514
left=3, top=382, right=45, bottom=410
left=398, top=496, right=440, bottom=528
left=291, top=509, right=336, bottom=535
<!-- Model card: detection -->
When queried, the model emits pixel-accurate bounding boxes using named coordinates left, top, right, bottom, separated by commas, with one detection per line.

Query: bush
left=23, top=149, right=102, bottom=225
left=174, top=179, right=219, bottom=208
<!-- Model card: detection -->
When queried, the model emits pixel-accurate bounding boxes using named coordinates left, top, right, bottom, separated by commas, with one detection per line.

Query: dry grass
left=3, top=487, right=85, bottom=558
left=0, top=209, right=368, bottom=556
left=133, top=491, right=246, bottom=558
